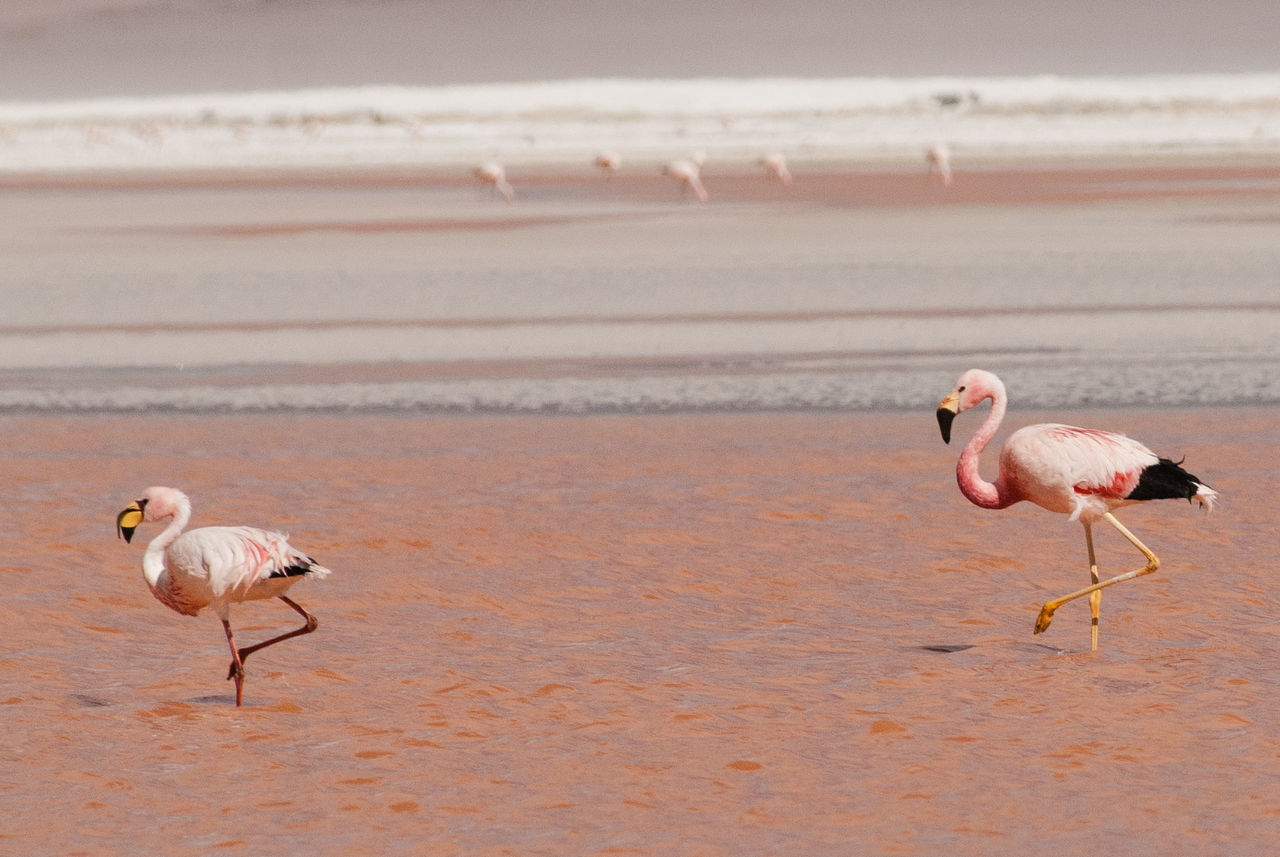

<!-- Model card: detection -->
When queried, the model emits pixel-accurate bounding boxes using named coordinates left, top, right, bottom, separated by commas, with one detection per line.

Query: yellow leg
left=1086, top=523, right=1101, bottom=652
left=1034, top=513, right=1160, bottom=648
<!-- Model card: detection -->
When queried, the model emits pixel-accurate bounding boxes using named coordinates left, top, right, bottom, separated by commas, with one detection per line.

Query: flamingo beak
left=116, top=502, right=144, bottom=543
left=936, top=393, right=960, bottom=444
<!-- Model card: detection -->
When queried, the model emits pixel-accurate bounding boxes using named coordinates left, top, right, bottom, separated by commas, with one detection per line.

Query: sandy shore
left=2, top=407, right=1276, bottom=855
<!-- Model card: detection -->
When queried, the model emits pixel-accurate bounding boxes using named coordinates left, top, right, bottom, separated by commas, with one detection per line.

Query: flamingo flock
left=465, top=142, right=960, bottom=205
left=937, top=369, right=1216, bottom=650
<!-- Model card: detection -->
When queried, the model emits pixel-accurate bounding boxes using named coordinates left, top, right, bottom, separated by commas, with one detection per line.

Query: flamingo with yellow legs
left=937, top=369, right=1216, bottom=650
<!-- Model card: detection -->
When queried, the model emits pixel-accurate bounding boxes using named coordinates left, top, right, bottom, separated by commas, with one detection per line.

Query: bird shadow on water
left=915, top=641, right=1072, bottom=656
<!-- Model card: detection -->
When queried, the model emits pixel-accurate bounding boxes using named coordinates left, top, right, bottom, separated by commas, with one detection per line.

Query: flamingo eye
left=958, top=385, right=966, bottom=393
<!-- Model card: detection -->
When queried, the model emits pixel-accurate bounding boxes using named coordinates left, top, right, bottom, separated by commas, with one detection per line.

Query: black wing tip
left=1128, top=457, right=1211, bottom=503
left=271, top=562, right=316, bottom=579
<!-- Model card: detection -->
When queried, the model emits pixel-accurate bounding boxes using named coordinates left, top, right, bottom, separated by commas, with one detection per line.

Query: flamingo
left=116, top=486, right=331, bottom=706
left=925, top=143, right=952, bottom=186
left=474, top=161, right=515, bottom=203
left=937, top=369, right=1216, bottom=651
left=758, top=152, right=792, bottom=186
left=661, top=157, right=708, bottom=203
left=594, top=150, right=621, bottom=177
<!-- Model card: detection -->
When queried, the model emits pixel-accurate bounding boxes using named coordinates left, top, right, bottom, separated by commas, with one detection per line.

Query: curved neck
left=956, top=386, right=1014, bottom=510
left=142, top=498, right=190, bottom=589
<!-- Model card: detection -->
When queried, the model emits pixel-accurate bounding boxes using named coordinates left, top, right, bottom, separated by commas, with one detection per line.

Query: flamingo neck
left=142, top=498, right=190, bottom=590
left=956, top=387, right=1014, bottom=510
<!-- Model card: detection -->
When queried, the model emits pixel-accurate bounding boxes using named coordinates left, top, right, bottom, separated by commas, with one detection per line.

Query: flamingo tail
left=1128, top=458, right=1218, bottom=510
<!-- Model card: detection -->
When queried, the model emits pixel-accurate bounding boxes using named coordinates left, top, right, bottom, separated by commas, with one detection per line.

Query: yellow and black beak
left=116, top=502, right=145, bottom=543
left=936, top=392, right=960, bottom=444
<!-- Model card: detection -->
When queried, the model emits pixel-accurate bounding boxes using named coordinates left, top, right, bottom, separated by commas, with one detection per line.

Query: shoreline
left=3, top=157, right=1280, bottom=207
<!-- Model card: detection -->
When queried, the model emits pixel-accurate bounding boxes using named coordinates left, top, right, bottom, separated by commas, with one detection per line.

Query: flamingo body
left=156, top=525, right=325, bottom=617
left=117, top=486, right=330, bottom=705
left=996, top=423, right=1162, bottom=520
left=937, top=369, right=1216, bottom=649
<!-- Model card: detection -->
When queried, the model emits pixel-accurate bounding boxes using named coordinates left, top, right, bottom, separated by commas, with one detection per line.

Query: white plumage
left=117, top=486, right=330, bottom=706
left=999, top=423, right=1160, bottom=522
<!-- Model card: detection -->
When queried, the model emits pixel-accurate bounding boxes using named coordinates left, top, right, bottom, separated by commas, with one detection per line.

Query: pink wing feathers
left=165, top=526, right=330, bottom=612
left=1001, top=423, right=1158, bottom=520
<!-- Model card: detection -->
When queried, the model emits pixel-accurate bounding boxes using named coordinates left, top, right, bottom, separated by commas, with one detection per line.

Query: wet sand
left=3, top=407, right=1277, bottom=855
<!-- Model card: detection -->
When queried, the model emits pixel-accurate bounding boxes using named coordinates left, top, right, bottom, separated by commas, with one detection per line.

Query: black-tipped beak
left=116, top=503, right=143, bottom=543
left=937, top=407, right=956, bottom=444
left=936, top=392, right=960, bottom=444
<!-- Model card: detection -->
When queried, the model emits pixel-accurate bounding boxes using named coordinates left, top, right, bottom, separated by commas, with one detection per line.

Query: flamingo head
left=116, top=486, right=188, bottom=542
left=936, top=369, right=1004, bottom=443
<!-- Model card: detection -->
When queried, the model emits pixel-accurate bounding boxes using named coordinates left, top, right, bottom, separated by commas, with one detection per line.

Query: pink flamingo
left=474, top=161, right=515, bottom=203
left=937, top=369, right=1216, bottom=650
left=661, top=157, right=708, bottom=203
left=925, top=143, right=952, bottom=186
left=594, top=150, right=621, bottom=177
left=758, top=152, right=792, bottom=186
left=116, top=487, right=331, bottom=706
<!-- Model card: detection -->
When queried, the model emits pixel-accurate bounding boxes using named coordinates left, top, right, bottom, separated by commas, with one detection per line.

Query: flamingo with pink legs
left=661, top=157, right=708, bottom=203
left=937, top=369, right=1216, bottom=650
left=474, top=161, right=515, bottom=203
left=925, top=143, right=952, bottom=186
left=117, top=487, right=331, bottom=706
left=759, top=152, right=792, bottom=186
left=594, top=150, right=621, bottom=177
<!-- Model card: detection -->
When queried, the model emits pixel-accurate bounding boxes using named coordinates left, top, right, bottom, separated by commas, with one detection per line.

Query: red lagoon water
left=1, top=409, right=1276, bottom=855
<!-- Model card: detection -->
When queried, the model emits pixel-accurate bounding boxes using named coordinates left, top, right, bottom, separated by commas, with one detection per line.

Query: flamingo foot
left=1033, top=603, right=1057, bottom=635
left=227, top=660, right=246, bottom=706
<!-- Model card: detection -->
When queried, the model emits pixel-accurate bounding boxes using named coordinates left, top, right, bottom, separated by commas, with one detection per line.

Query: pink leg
left=224, top=597, right=319, bottom=698
left=222, top=619, right=246, bottom=707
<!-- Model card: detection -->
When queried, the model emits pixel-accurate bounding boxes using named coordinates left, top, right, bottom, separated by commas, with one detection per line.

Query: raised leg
left=1034, top=513, right=1160, bottom=647
left=224, top=597, right=319, bottom=698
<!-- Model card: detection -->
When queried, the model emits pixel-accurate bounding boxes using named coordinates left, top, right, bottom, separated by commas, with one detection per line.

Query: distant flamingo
left=925, top=143, right=952, bottom=186
left=474, top=161, right=515, bottom=203
left=937, top=369, right=1216, bottom=650
left=758, top=152, right=792, bottom=186
left=594, top=150, right=621, bottom=177
left=661, top=157, right=708, bottom=203
left=117, top=487, right=331, bottom=706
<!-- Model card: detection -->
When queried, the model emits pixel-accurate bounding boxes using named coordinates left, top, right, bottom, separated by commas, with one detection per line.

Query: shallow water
left=1, top=176, right=1278, bottom=413
left=2, top=410, right=1275, bottom=855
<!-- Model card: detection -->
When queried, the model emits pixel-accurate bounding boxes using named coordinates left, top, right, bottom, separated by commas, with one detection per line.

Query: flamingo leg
left=1033, top=513, right=1160, bottom=647
left=221, top=619, right=246, bottom=707
left=225, top=596, right=319, bottom=693
left=1086, top=522, right=1101, bottom=652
